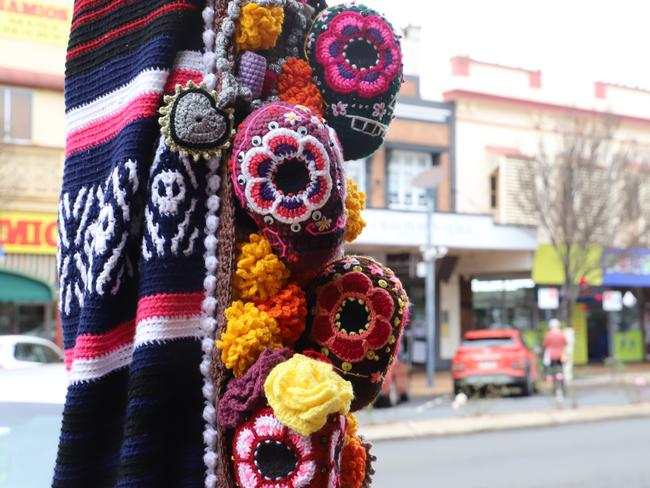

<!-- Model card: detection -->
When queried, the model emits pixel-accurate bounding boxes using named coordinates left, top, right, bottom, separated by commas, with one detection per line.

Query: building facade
left=347, top=76, right=537, bottom=368
left=0, top=0, right=69, bottom=339
left=440, top=56, right=650, bottom=364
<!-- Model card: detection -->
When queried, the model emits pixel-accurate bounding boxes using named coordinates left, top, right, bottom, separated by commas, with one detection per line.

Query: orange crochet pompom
left=277, top=57, right=324, bottom=115
left=340, top=436, right=367, bottom=488
left=256, top=283, right=308, bottom=345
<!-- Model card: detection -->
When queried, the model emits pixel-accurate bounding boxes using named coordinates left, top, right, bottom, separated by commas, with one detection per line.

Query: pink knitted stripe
left=64, top=319, right=136, bottom=370
left=163, top=69, right=204, bottom=94
left=65, top=92, right=161, bottom=156
left=136, top=292, right=205, bottom=322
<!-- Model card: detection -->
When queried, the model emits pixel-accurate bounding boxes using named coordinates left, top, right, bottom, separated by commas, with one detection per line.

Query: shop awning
left=0, top=269, right=55, bottom=303
left=532, top=244, right=602, bottom=286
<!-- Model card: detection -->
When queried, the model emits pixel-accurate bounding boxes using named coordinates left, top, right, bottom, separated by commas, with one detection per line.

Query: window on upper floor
left=490, top=169, right=499, bottom=209
left=345, top=158, right=367, bottom=194
left=0, top=87, right=32, bottom=143
left=387, top=149, right=438, bottom=210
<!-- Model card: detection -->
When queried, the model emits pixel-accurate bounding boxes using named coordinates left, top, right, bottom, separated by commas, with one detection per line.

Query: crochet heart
left=169, top=88, right=229, bottom=149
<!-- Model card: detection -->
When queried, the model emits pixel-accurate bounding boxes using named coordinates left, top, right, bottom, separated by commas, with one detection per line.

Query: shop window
left=346, top=158, right=367, bottom=194
left=490, top=169, right=499, bottom=209
left=1, top=87, right=32, bottom=143
left=387, top=150, right=437, bottom=210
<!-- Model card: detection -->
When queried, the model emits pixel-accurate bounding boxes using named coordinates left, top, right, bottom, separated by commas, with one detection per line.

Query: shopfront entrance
left=0, top=269, right=55, bottom=337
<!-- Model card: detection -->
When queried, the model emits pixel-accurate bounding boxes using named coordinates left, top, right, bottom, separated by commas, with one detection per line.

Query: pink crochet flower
left=315, top=10, right=401, bottom=98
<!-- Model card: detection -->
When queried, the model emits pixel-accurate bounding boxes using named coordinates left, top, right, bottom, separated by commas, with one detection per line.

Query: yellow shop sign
left=0, top=211, right=57, bottom=255
left=0, top=0, right=72, bottom=46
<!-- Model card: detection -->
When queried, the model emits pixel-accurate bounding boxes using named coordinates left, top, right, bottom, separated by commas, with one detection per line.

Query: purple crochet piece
left=238, top=51, right=267, bottom=99
left=218, top=347, right=293, bottom=429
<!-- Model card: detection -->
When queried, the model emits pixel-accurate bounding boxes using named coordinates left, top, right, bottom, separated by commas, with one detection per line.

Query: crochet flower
left=314, top=9, right=401, bottom=98
left=340, top=436, right=367, bottom=488
left=278, top=58, right=325, bottom=115
left=257, top=284, right=308, bottom=345
left=218, top=348, right=293, bottom=429
left=234, top=233, right=290, bottom=301
left=331, top=101, right=348, bottom=116
left=241, top=127, right=333, bottom=224
left=235, top=3, right=284, bottom=51
left=233, top=407, right=318, bottom=488
left=264, top=354, right=353, bottom=436
left=217, top=301, right=283, bottom=376
left=312, top=272, right=394, bottom=363
left=344, top=178, right=366, bottom=242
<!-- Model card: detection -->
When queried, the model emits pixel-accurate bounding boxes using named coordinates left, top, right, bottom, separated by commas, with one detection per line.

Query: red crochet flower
left=233, top=408, right=317, bottom=488
left=314, top=10, right=401, bottom=98
left=241, top=127, right=333, bottom=224
left=311, top=272, right=394, bottom=362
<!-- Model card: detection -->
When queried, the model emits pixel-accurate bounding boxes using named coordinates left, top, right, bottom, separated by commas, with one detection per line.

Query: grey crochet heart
left=170, top=89, right=229, bottom=149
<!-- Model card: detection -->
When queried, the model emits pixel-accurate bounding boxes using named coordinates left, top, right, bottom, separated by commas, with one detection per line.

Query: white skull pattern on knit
left=143, top=137, right=200, bottom=260
left=58, top=159, right=139, bottom=316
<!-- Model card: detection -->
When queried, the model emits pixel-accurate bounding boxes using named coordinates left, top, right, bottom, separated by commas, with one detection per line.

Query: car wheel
left=453, top=380, right=462, bottom=396
left=520, top=369, right=534, bottom=397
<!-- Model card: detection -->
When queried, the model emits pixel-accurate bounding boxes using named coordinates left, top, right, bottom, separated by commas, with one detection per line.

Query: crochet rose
left=218, top=348, right=292, bottom=429
left=264, top=354, right=353, bottom=436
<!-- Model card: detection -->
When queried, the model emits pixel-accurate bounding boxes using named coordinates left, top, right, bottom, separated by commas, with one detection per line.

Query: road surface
left=371, top=417, right=650, bottom=487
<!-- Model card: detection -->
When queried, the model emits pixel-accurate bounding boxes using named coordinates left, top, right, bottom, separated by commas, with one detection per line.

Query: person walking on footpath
left=544, top=318, right=568, bottom=400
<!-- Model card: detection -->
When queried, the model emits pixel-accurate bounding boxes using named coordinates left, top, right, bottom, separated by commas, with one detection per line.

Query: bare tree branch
left=517, top=115, right=644, bottom=324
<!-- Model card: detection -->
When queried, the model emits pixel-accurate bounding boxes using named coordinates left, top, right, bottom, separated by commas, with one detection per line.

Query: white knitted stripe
left=65, top=50, right=205, bottom=133
left=68, top=343, right=133, bottom=384
left=134, top=315, right=203, bottom=347
left=65, top=69, right=169, bottom=133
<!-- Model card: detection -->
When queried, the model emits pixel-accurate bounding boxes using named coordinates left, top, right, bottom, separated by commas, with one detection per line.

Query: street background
left=3, top=0, right=650, bottom=487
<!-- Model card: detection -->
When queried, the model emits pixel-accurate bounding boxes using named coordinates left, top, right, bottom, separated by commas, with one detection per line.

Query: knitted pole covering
left=56, top=1, right=406, bottom=486
left=55, top=0, right=217, bottom=486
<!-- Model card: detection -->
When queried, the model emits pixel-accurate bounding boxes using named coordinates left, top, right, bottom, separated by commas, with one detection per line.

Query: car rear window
left=462, top=337, right=515, bottom=348
left=14, top=343, right=63, bottom=363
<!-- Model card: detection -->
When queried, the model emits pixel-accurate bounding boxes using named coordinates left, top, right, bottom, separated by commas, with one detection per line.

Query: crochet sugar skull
left=305, top=4, right=403, bottom=160
left=230, top=102, right=347, bottom=274
left=303, top=256, right=410, bottom=410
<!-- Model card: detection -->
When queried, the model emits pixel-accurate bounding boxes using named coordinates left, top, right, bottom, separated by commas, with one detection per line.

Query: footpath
left=359, top=364, right=650, bottom=442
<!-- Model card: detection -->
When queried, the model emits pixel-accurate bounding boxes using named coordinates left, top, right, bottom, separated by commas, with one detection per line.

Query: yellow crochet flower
left=235, top=3, right=284, bottom=51
left=264, top=354, right=353, bottom=436
left=234, top=233, right=290, bottom=301
left=344, top=178, right=366, bottom=242
left=216, top=301, right=283, bottom=376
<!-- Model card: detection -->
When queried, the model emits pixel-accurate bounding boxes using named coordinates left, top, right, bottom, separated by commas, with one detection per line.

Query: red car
left=452, top=329, right=538, bottom=396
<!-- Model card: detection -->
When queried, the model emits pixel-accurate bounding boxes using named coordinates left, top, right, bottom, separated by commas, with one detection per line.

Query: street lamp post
left=413, top=167, right=447, bottom=388
left=424, top=188, right=437, bottom=387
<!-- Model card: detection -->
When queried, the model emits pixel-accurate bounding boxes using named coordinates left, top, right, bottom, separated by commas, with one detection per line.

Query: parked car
left=375, top=358, right=411, bottom=407
left=452, top=329, right=538, bottom=396
left=0, top=335, right=64, bottom=369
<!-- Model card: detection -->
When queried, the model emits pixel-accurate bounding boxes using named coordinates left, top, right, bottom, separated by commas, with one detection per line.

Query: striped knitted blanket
left=54, top=1, right=219, bottom=486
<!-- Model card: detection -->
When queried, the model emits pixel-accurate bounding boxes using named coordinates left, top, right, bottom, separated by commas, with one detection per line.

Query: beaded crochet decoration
left=55, top=0, right=405, bottom=487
